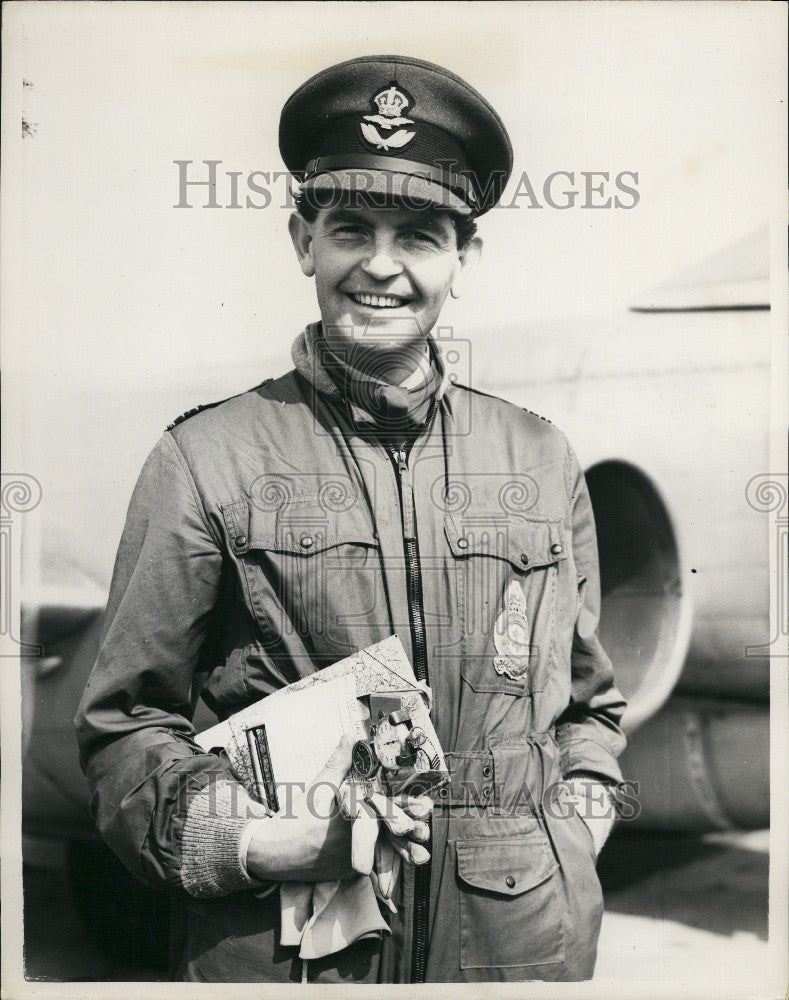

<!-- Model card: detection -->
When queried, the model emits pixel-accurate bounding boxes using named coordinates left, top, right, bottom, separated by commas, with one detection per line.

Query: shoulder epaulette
left=166, top=378, right=273, bottom=431
left=522, top=407, right=553, bottom=425
left=453, top=383, right=553, bottom=424
left=452, top=382, right=503, bottom=403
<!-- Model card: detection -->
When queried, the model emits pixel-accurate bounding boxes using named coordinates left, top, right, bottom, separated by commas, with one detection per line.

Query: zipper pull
left=392, top=445, right=416, bottom=541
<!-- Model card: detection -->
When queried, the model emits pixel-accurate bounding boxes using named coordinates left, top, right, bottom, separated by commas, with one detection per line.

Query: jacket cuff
left=557, top=735, right=624, bottom=786
left=180, top=779, right=270, bottom=897
left=566, top=769, right=614, bottom=785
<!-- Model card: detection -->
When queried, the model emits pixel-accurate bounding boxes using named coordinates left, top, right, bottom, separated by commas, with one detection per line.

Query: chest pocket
left=446, top=515, right=568, bottom=696
left=225, top=495, right=382, bottom=653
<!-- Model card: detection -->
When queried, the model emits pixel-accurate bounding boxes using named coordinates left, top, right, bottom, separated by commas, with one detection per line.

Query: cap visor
left=300, top=168, right=472, bottom=216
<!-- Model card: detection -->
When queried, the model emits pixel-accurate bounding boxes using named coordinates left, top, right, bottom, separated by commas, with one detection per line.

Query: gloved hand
left=337, top=785, right=432, bottom=908
left=339, top=785, right=431, bottom=868
left=378, top=793, right=433, bottom=907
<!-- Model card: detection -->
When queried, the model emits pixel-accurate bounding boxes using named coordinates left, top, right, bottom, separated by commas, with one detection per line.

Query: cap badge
left=492, top=580, right=533, bottom=681
left=360, top=83, right=415, bottom=151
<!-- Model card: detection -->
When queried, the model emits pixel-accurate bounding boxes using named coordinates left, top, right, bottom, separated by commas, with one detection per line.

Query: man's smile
left=347, top=291, right=413, bottom=309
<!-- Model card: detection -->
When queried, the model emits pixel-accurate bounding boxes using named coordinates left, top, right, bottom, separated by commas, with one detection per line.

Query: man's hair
left=293, top=189, right=478, bottom=251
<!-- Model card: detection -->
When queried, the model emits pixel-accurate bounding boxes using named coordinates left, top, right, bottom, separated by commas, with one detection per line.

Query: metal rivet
left=234, top=534, right=247, bottom=547
left=520, top=553, right=529, bottom=565
left=506, top=875, right=516, bottom=889
left=551, top=543, right=564, bottom=556
left=300, top=535, right=314, bottom=549
left=439, top=786, right=449, bottom=799
left=482, top=786, right=492, bottom=798
left=457, top=537, right=469, bottom=550
left=482, top=765, right=492, bottom=778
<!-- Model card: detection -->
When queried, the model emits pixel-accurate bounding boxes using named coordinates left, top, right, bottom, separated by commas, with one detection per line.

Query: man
left=75, top=54, right=626, bottom=983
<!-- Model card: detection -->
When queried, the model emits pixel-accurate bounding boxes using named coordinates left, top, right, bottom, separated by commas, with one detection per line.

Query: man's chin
left=324, top=308, right=432, bottom=346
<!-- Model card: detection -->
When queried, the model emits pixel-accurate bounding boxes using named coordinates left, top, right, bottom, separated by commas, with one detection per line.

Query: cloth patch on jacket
left=493, top=580, right=532, bottom=681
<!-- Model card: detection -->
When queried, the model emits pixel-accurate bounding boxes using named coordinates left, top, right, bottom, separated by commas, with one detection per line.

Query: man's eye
left=334, top=225, right=365, bottom=237
left=405, top=231, right=439, bottom=247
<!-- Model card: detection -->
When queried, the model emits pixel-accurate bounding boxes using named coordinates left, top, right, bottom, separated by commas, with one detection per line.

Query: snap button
left=438, top=786, right=449, bottom=799
left=457, top=537, right=469, bottom=550
left=505, top=875, right=516, bottom=889
left=234, top=534, right=247, bottom=548
left=520, top=553, right=529, bottom=565
left=550, top=543, right=564, bottom=556
left=482, top=786, right=492, bottom=798
left=300, top=535, right=314, bottom=549
left=482, top=765, right=492, bottom=778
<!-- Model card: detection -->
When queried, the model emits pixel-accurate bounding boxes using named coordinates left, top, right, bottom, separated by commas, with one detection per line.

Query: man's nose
left=361, top=246, right=404, bottom=281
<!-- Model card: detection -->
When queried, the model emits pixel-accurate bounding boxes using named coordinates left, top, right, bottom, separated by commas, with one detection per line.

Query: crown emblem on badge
left=492, top=580, right=533, bottom=681
left=373, top=85, right=410, bottom=119
left=360, top=82, right=416, bottom=151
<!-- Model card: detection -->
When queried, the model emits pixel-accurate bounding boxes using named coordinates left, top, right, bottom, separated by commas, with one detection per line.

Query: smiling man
left=76, top=55, right=627, bottom=984
left=292, top=202, right=476, bottom=325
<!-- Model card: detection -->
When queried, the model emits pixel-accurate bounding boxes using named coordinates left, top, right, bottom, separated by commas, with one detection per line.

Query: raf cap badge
left=493, top=580, right=533, bottom=681
left=360, top=83, right=416, bottom=151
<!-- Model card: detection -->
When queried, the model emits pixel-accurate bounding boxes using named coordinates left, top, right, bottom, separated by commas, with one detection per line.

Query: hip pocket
left=456, top=833, right=565, bottom=969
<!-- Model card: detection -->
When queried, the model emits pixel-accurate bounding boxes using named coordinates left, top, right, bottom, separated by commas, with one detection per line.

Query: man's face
left=289, top=200, right=478, bottom=354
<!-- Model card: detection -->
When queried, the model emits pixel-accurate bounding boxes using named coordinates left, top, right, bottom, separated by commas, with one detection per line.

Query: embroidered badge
left=493, top=580, right=532, bottom=681
left=360, top=83, right=416, bottom=151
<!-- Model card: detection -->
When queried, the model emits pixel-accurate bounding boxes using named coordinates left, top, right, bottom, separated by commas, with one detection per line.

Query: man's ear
left=289, top=212, right=315, bottom=277
left=451, top=236, right=483, bottom=299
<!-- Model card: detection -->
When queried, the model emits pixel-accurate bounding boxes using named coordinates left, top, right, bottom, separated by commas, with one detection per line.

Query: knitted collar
left=291, top=321, right=449, bottom=430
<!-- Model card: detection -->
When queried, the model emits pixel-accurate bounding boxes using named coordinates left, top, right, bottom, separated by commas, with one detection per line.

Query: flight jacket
left=75, top=330, right=627, bottom=983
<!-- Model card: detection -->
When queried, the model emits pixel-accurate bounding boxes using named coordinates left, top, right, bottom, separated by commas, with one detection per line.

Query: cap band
left=303, top=154, right=475, bottom=203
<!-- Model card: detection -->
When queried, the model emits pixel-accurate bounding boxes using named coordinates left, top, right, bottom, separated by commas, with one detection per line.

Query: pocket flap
left=224, top=498, right=378, bottom=555
left=456, top=835, right=557, bottom=896
left=445, top=517, right=567, bottom=570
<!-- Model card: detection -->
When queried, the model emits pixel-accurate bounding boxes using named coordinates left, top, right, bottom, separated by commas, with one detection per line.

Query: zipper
left=388, top=442, right=431, bottom=983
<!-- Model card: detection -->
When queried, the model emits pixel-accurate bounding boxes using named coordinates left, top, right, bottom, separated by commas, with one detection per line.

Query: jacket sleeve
left=555, top=442, right=627, bottom=785
left=74, top=432, right=269, bottom=897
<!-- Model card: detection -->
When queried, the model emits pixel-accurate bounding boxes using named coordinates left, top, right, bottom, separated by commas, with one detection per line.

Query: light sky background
left=3, top=1, right=782, bottom=383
